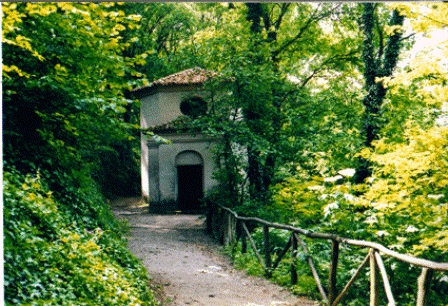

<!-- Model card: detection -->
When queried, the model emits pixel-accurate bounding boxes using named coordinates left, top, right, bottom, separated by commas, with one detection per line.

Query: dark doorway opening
left=177, top=165, right=204, bottom=213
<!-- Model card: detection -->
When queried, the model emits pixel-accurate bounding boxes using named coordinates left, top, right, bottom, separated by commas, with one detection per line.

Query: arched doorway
left=175, top=151, right=204, bottom=212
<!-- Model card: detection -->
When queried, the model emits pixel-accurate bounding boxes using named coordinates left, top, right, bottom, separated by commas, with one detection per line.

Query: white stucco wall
left=145, top=134, right=218, bottom=207
left=140, top=86, right=217, bottom=208
left=149, top=135, right=217, bottom=201
left=141, top=136, right=150, bottom=199
left=140, top=90, right=206, bottom=129
left=140, top=90, right=190, bottom=199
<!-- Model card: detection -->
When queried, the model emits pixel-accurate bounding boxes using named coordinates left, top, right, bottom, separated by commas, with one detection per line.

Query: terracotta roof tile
left=133, top=67, right=217, bottom=96
left=153, top=67, right=216, bottom=86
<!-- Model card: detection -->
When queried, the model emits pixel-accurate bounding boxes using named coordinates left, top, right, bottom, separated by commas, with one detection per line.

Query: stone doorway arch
left=175, top=151, right=204, bottom=212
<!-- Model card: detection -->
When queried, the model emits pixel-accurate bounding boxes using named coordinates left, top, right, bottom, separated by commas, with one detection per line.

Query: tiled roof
left=152, top=67, right=216, bottom=86
left=132, top=67, right=217, bottom=97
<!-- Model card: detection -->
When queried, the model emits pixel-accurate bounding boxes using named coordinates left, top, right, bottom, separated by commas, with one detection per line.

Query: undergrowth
left=225, top=224, right=447, bottom=306
left=3, top=168, right=159, bottom=305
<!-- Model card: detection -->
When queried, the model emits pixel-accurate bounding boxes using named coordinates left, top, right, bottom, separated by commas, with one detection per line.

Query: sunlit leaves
left=3, top=2, right=146, bottom=96
left=354, top=3, right=448, bottom=258
left=2, top=2, right=147, bottom=180
left=4, top=169, right=157, bottom=305
left=385, top=3, right=448, bottom=109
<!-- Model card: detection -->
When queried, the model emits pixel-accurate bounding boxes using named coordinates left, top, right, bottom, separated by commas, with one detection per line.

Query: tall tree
left=242, top=3, right=361, bottom=202
left=188, top=3, right=362, bottom=208
left=356, top=3, right=406, bottom=181
left=361, top=3, right=405, bottom=147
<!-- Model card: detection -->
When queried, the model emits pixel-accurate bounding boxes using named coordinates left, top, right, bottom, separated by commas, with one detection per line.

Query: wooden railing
left=207, top=204, right=448, bottom=306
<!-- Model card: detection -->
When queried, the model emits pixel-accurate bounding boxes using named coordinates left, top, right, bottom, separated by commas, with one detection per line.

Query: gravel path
left=112, top=198, right=317, bottom=306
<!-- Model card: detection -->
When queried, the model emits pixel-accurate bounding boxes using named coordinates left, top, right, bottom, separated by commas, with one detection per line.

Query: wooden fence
left=207, top=203, right=448, bottom=306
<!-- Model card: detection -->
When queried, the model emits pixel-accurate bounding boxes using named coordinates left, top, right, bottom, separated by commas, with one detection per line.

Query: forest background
left=2, top=2, right=448, bottom=305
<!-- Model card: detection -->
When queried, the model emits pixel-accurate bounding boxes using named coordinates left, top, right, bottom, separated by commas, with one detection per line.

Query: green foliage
left=235, top=4, right=448, bottom=304
left=2, top=2, right=143, bottom=197
left=4, top=169, right=158, bottom=305
left=230, top=250, right=265, bottom=277
left=361, top=124, right=448, bottom=258
left=120, top=2, right=202, bottom=78
left=188, top=2, right=364, bottom=206
left=268, top=162, right=448, bottom=304
left=1, top=4, right=163, bottom=304
left=279, top=89, right=365, bottom=180
left=3, top=2, right=447, bottom=305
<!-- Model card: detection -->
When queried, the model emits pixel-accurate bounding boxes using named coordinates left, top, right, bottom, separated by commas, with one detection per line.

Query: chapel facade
left=133, top=67, right=218, bottom=213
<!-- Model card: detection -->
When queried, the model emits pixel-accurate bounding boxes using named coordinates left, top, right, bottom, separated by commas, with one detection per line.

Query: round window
left=180, top=97, right=207, bottom=118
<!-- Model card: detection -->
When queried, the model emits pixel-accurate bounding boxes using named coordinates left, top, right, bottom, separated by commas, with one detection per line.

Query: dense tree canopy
left=2, top=3, right=156, bottom=304
left=3, top=2, right=447, bottom=305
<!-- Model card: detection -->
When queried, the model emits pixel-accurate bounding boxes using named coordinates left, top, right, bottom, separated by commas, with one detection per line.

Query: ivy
left=3, top=169, right=158, bottom=305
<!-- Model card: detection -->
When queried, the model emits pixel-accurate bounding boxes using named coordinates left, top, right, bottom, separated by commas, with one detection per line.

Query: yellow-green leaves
left=2, top=65, right=31, bottom=78
left=2, top=3, right=25, bottom=32
left=26, top=2, right=57, bottom=16
left=384, top=24, right=403, bottom=36
left=361, top=124, right=448, bottom=256
left=385, top=3, right=448, bottom=108
left=4, top=170, right=157, bottom=305
left=2, top=4, right=45, bottom=78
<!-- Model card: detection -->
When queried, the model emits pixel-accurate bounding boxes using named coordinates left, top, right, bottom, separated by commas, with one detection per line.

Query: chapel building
left=133, top=67, right=218, bottom=213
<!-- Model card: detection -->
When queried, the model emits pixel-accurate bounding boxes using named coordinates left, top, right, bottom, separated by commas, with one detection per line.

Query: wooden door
left=177, top=165, right=203, bottom=212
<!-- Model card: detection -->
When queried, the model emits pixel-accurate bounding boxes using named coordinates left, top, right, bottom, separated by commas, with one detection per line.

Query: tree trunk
left=358, top=4, right=405, bottom=181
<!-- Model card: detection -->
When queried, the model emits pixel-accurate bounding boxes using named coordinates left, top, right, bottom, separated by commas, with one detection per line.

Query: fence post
left=206, top=201, right=213, bottom=234
left=263, top=225, right=272, bottom=278
left=328, top=240, right=339, bottom=305
left=374, top=251, right=395, bottom=305
left=291, top=232, right=298, bottom=285
left=240, top=221, right=247, bottom=253
left=234, top=219, right=241, bottom=254
left=370, top=249, right=380, bottom=306
left=230, top=212, right=237, bottom=246
left=217, top=207, right=225, bottom=243
left=295, top=233, right=328, bottom=301
left=224, top=210, right=236, bottom=247
left=241, top=237, right=247, bottom=253
left=223, top=210, right=229, bottom=246
left=417, top=268, right=433, bottom=306
left=242, top=222, right=264, bottom=264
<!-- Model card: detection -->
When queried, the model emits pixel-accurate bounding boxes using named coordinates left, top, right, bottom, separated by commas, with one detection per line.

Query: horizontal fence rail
left=207, top=203, right=448, bottom=306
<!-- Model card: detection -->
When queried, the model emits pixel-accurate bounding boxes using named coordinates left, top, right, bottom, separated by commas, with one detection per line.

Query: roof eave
left=132, top=83, right=207, bottom=99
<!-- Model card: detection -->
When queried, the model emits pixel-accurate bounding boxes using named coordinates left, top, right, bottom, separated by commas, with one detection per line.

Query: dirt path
left=111, top=198, right=317, bottom=306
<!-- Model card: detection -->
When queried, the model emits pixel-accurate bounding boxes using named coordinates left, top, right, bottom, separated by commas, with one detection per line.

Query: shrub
left=3, top=169, right=158, bottom=305
left=264, top=159, right=448, bottom=304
